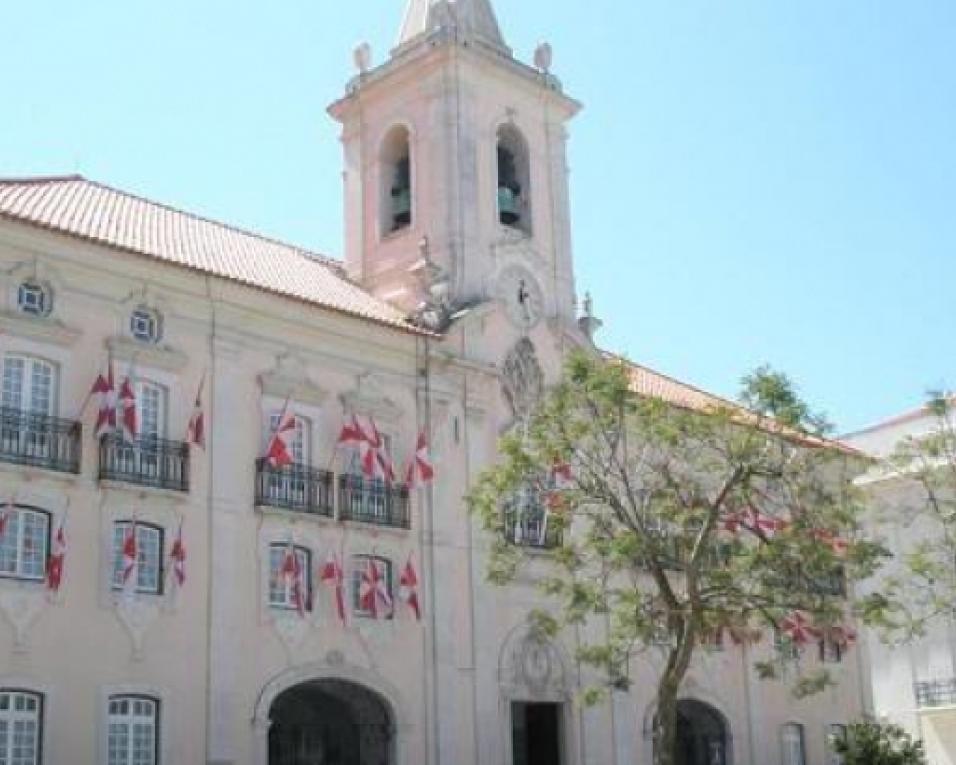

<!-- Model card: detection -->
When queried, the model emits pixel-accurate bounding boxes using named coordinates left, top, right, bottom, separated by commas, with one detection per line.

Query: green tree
left=873, top=392, right=956, bottom=639
left=833, top=722, right=927, bottom=765
left=469, top=353, right=888, bottom=765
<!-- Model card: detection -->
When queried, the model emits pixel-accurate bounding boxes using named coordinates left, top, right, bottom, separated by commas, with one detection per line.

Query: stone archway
left=674, top=699, right=729, bottom=765
left=267, top=679, right=394, bottom=765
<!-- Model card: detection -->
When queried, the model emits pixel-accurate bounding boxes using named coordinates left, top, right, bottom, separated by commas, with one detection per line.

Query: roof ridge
left=0, top=173, right=85, bottom=185
left=76, top=176, right=342, bottom=269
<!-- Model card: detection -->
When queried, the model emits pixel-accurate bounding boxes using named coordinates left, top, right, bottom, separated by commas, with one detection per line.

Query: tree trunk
left=653, top=634, right=696, bottom=765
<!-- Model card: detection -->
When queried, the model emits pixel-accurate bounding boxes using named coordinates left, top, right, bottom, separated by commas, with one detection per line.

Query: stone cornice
left=0, top=310, right=81, bottom=347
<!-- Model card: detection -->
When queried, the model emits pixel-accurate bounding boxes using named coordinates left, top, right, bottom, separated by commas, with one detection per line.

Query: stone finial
left=534, top=42, right=553, bottom=73
left=353, top=42, right=372, bottom=74
left=577, top=291, right=603, bottom=342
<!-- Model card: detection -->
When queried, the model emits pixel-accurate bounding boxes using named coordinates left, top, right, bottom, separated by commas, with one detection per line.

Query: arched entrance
left=268, top=679, right=393, bottom=765
left=675, top=700, right=728, bottom=765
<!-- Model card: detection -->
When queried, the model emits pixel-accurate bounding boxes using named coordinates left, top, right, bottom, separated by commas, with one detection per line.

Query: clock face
left=498, top=266, right=543, bottom=329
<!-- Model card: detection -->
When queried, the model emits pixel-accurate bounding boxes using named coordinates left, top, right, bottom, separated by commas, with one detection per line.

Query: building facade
left=845, top=404, right=956, bottom=765
left=0, top=1, right=868, bottom=764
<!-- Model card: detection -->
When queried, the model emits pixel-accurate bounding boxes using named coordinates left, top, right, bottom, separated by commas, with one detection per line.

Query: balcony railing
left=0, top=406, right=81, bottom=474
left=915, top=678, right=956, bottom=709
left=338, top=474, right=410, bottom=529
left=99, top=433, right=189, bottom=492
left=255, top=460, right=334, bottom=517
left=503, top=506, right=563, bottom=549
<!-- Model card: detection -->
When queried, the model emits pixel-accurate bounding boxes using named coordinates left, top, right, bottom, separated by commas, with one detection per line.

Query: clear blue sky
left=2, top=1, right=953, bottom=432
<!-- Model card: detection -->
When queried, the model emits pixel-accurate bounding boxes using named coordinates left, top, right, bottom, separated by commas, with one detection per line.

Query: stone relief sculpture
left=501, top=337, right=544, bottom=423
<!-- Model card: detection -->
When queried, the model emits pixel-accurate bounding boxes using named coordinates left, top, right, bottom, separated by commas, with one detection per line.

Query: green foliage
left=468, top=351, right=891, bottom=765
left=833, top=722, right=926, bottom=765
left=876, top=392, right=956, bottom=641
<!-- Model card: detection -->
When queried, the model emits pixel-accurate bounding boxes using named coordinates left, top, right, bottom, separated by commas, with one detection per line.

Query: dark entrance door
left=268, top=680, right=392, bottom=765
left=674, top=700, right=728, bottom=765
left=512, top=702, right=562, bottom=765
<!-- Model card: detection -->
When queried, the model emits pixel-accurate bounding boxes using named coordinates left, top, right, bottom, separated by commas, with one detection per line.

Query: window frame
left=111, top=522, right=164, bottom=596
left=107, top=693, right=160, bottom=765
left=0, top=507, right=51, bottom=582
left=0, top=687, right=43, bottom=765
left=781, top=722, right=807, bottom=765
left=134, top=380, right=168, bottom=441
left=1, top=355, right=57, bottom=416
left=129, top=307, right=163, bottom=345
left=267, top=543, right=313, bottom=612
left=16, top=282, right=52, bottom=318
left=350, top=554, right=393, bottom=619
left=827, top=723, right=848, bottom=765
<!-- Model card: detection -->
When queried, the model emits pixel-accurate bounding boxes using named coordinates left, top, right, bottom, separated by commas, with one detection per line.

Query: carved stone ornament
left=115, top=597, right=161, bottom=660
left=507, top=633, right=566, bottom=697
left=0, top=588, right=47, bottom=652
left=501, top=338, right=544, bottom=421
left=272, top=611, right=312, bottom=653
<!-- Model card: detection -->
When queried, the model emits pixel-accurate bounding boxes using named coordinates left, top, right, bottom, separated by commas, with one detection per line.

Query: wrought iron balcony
left=99, top=433, right=189, bottom=492
left=503, top=506, right=563, bottom=549
left=915, top=678, right=956, bottom=709
left=0, top=406, right=81, bottom=474
left=338, top=474, right=410, bottom=529
left=255, top=460, right=334, bottom=517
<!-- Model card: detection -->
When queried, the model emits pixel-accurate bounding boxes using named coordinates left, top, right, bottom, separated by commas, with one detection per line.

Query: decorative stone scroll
left=501, top=338, right=544, bottom=422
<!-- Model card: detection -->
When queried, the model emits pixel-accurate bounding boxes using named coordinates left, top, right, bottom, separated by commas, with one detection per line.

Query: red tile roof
left=0, top=175, right=417, bottom=332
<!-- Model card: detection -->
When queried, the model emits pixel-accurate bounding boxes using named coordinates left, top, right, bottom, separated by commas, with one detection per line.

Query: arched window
left=782, top=722, right=807, bottom=765
left=268, top=543, right=312, bottom=612
left=496, top=124, right=531, bottom=233
left=351, top=555, right=393, bottom=619
left=380, top=125, right=412, bottom=235
left=111, top=521, right=164, bottom=595
left=0, top=689, right=43, bottom=764
left=108, top=695, right=159, bottom=765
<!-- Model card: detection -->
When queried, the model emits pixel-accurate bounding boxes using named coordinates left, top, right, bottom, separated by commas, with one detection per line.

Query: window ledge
left=106, top=336, right=188, bottom=373
left=0, top=309, right=81, bottom=347
left=0, top=460, right=82, bottom=485
left=255, top=505, right=336, bottom=525
left=99, top=479, right=190, bottom=505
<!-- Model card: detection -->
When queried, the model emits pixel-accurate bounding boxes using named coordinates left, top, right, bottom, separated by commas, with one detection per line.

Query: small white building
left=0, top=1, right=868, bottom=764
left=845, top=402, right=956, bottom=765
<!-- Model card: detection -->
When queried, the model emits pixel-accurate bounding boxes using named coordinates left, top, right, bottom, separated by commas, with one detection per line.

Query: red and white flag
left=830, top=623, right=858, bottom=649
left=405, top=431, right=435, bottom=488
left=121, top=523, right=138, bottom=599
left=320, top=552, right=347, bottom=624
left=780, top=610, right=820, bottom=646
left=265, top=399, right=296, bottom=469
left=0, top=500, right=12, bottom=539
left=337, top=414, right=368, bottom=447
left=398, top=555, right=422, bottom=621
left=811, top=529, right=849, bottom=557
left=281, top=542, right=306, bottom=617
left=185, top=375, right=206, bottom=450
left=359, top=557, right=392, bottom=618
left=362, top=419, right=395, bottom=484
left=91, top=363, right=117, bottom=439
left=46, top=516, right=67, bottom=593
left=118, top=369, right=138, bottom=442
left=170, top=521, right=186, bottom=589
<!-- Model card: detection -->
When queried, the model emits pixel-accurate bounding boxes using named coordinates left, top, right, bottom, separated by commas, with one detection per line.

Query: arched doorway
left=268, top=679, right=393, bottom=765
left=674, top=700, right=728, bottom=765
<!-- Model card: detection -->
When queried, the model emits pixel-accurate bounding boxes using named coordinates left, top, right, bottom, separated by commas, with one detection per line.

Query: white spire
left=396, top=0, right=510, bottom=55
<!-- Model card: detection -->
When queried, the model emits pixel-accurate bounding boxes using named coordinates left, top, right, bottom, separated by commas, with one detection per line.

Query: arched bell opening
left=667, top=699, right=730, bottom=765
left=268, top=679, right=394, bottom=765
left=380, top=125, right=413, bottom=235
left=496, top=124, right=531, bottom=233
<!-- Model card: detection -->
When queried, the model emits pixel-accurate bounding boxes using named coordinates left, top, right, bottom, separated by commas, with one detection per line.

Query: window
left=774, top=628, right=800, bottom=661
left=111, top=523, right=163, bottom=595
left=0, top=690, right=42, bottom=765
left=819, top=635, right=844, bottom=664
left=380, top=125, right=412, bottom=234
left=782, top=723, right=806, bottom=765
left=496, top=124, right=531, bottom=233
left=267, top=544, right=312, bottom=611
left=130, top=308, right=162, bottom=344
left=16, top=282, right=51, bottom=317
left=0, top=509, right=49, bottom=581
left=828, top=724, right=848, bottom=765
left=1, top=356, right=56, bottom=415
left=108, top=695, right=158, bottom=765
left=345, top=431, right=392, bottom=520
left=135, top=382, right=167, bottom=441
left=351, top=555, right=392, bottom=618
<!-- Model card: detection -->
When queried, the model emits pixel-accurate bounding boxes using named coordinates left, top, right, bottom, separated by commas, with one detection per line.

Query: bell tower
left=329, top=0, right=581, bottom=328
